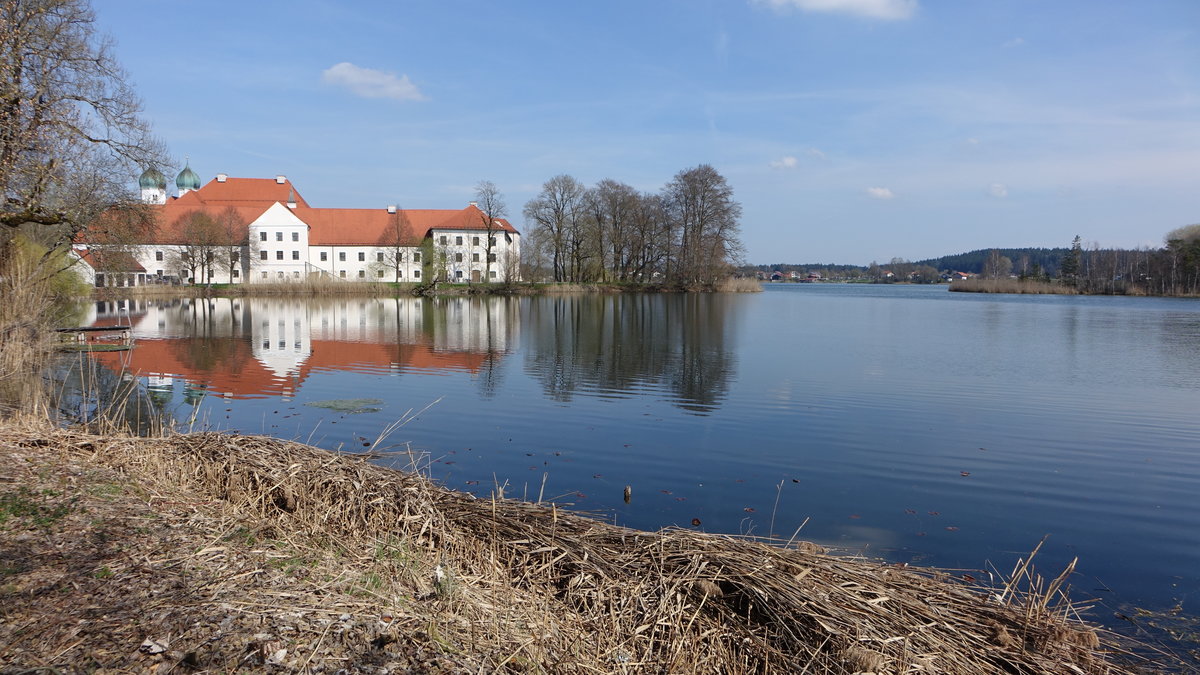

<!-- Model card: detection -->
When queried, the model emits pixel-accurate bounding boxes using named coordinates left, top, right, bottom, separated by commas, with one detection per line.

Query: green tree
left=1060, top=236, right=1082, bottom=284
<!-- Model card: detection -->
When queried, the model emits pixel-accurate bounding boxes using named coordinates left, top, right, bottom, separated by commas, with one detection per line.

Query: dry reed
left=950, top=278, right=1078, bottom=294
left=0, top=420, right=1146, bottom=673
left=716, top=277, right=764, bottom=293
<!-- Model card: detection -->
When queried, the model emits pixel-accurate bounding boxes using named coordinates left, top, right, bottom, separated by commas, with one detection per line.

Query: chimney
left=275, top=175, right=287, bottom=184
left=287, top=187, right=297, bottom=209
left=468, top=201, right=478, bottom=207
left=386, top=205, right=397, bottom=214
left=216, top=173, right=228, bottom=183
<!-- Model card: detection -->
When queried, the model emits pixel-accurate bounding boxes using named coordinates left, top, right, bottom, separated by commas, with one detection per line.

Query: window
left=438, top=235, right=447, bottom=245
left=320, top=251, right=327, bottom=261
left=276, top=250, right=284, bottom=260
left=357, top=252, right=365, bottom=262
left=413, top=252, right=421, bottom=262
left=292, top=232, right=299, bottom=242
left=339, top=270, right=346, bottom=278
left=377, top=269, right=385, bottom=277
left=358, top=270, right=365, bottom=278
left=276, top=232, right=283, bottom=241
left=454, top=253, right=463, bottom=262
left=260, top=250, right=268, bottom=261
left=278, top=271, right=284, bottom=279
left=155, top=269, right=163, bottom=277
left=231, top=252, right=239, bottom=264
left=155, top=251, right=163, bottom=261
left=261, top=271, right=268, bottom=279
left=455, top=270, right=463, bottom=279
left=472, top=236, right=479, bottom=246
left=260, top=232, right=267, bottom=242
left=377, top=252, right=384, bottom=262
left=490, top=236, right=497, bottom=246
left=292, top=250, right=299, bottom=260
left=339, top=252, right=346, bottom=262
left=455, top=236, right=463, bottom=245
left=472, top=253, right=480, bottom=262
left=293, top=271, right=300, bottom=278
left=489, top=270, right=497, bottom=279
left=232, top=270, right=240, bottom=278
left=414, top=270, right=421, bottom=278
left=488, top=253, right=497, bottom=263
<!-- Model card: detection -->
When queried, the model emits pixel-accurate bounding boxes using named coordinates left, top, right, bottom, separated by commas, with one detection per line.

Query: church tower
left=176, top=160, right=201, bottom=197
left=138, top=167, right=167, bottom=204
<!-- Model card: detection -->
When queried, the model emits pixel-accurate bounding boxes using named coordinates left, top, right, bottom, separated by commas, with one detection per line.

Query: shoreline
left=0, top=418, right=1155, bottom=672
left=88, top=278, right=764, bottom=301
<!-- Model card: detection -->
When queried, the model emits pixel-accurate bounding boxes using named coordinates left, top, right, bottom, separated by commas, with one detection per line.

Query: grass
left=0, top=417, right=1166, bottom=673
left=0, top=487, right=77, bottom=529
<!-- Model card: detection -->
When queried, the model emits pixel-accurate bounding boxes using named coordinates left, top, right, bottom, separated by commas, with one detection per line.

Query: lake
left=67, top=284, right=1200, bottom=644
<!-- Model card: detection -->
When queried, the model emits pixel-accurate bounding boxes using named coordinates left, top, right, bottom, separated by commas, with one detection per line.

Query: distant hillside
left=915, top=248, right=1070, bottom=276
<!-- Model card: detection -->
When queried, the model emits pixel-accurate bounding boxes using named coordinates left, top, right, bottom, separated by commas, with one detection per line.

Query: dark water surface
left=77, top=285, right=1200, bottom=639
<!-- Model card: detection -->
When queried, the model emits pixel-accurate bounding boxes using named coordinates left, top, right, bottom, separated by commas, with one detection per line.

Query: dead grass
left=716, top=277, right=764, bottom=293
left=950, top=278, right=1078, bottom=294
left=0, top=419, right=1153, bottom=673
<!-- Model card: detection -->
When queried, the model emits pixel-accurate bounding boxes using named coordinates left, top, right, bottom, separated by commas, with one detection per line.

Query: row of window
left=153, top=241, right=501, bottom=263
left=315, top=251, right=424, bottom=263
left=259, top=231, right=300, bottom=242
left=438, top=235, right=497, bottom=247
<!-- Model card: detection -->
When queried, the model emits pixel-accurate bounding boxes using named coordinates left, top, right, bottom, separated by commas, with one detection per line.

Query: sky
left=93, top=0, right=1200, bottom=265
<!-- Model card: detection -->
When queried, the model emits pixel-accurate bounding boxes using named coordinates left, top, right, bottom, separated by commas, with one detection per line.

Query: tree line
left=521, top=165, right=744, bottom=287
left=744, top=227, right=1200, bottom=296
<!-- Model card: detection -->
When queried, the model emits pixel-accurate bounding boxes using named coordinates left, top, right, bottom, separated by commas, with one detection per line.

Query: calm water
left=72, top=285, right=1200, bottom=640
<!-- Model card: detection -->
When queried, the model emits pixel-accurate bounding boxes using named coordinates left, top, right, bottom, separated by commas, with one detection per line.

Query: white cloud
left=770, top=155, right=799, bottom=169
left=806, top=147, right=828, bottom=160
left=321, top=62, right=427, bottom=101
left=1003, top=37, right=1025, bottom=48
left=755, top=0, right=917, bottom=20
left=989, top=183, right=1008, bottom=198
left=866, top=187, right=895, bottom=199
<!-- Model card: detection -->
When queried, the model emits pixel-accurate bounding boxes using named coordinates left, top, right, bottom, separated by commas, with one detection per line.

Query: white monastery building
left=77, top=165, right=520, bottom=286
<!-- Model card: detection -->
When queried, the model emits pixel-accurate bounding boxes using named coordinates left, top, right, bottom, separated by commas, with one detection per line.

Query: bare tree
left=168, top=211, right=228, bottom=284
left=523, top=175, right=586, bottom=282
left=212, top=206, right=248, bottom=282
left=585, top=180, right=640, bottom=281
left=1, top=0, right=165, bottom=249
left=376, top=208, right=416, bottom=282
left=660, top=165, right=743, bottom=287
left=474, top=181, right=506, bottom=282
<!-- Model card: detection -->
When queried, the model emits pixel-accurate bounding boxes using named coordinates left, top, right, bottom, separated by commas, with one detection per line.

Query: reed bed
left=0, top=420, right=1144, bottom=673
left=949, top=278, right=1078, bottom=294
left=716, top=277, right=765, bottom=293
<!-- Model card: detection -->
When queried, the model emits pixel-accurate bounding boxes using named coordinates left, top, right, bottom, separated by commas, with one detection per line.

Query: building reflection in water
left=84, top=296, right=519, bottom=401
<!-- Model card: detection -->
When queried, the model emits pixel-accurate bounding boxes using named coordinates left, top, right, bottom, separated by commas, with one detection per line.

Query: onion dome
left=138, top=167, right=166, bottom=190
left=176, top=163, right=201, bottom=191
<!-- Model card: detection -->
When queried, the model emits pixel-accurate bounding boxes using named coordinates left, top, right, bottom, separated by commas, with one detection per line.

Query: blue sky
left=95, top=0, right=1200, bottom=265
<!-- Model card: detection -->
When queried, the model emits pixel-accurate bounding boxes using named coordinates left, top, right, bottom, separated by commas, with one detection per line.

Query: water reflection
left=82, top=296, right=519, bottom=400
left=80, top=294, right=739, bottom=414
left=522, top=294, right=739, bottom=414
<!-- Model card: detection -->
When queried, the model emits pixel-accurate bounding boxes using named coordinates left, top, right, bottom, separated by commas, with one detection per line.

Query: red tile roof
left=95, top=177, right=518, bottom=247
left=174, top=177, right=310, bottom=209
